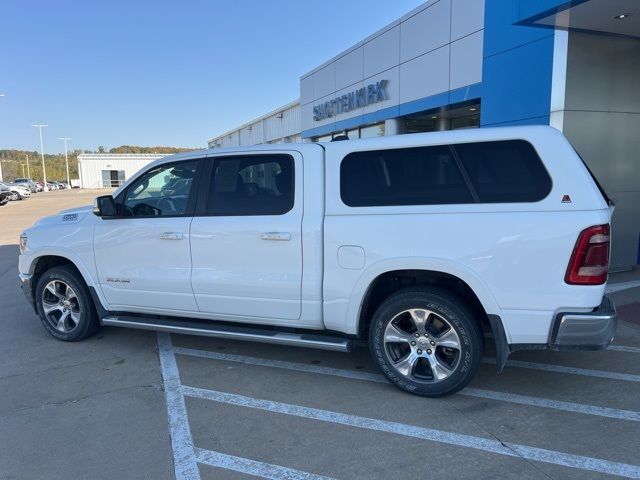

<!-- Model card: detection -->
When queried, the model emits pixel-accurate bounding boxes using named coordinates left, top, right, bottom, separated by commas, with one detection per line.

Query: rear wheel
left=369, top=288, right=482, bottom=397
left=35, top=265, right=100, bottom=341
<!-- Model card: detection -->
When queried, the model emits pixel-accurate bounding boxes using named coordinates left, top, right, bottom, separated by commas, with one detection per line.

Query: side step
left=101, top=315, right=353, bottom=352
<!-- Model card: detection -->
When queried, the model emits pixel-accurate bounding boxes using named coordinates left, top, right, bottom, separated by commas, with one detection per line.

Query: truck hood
left=33, top=205, right=93, bottom=227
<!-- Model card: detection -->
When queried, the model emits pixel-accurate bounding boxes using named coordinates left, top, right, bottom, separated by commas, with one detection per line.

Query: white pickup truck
left=18, top=126, right=616, bottom=396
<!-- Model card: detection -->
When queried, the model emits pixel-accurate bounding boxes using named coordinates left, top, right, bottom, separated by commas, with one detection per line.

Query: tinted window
left=207, top=155, right=293, bottom=215
left=340, top=145, right=473, bottom=207
left=122, top=161, right=198, bottom=217
left=455, top=140, right=551, bottom=203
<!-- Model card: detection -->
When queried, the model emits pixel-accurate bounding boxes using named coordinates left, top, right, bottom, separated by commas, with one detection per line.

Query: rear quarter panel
left=322, top=126, right=611, bottom=344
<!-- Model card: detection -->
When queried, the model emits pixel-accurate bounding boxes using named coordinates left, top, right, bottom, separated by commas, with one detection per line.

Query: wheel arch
left=28, top=252, right=96, bottom=303
left=348, top=258, right=505, bottom=340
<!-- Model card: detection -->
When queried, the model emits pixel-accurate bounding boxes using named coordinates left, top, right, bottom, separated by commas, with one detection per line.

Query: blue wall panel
left=481, top=0, right=556, bottom=127
left=483, top=0, right=554, bottom=58
left=481, top=35, right=555, bottom=126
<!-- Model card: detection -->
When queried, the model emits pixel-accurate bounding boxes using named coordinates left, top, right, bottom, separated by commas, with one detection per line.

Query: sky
left=0, top=0, right=426, bottom=153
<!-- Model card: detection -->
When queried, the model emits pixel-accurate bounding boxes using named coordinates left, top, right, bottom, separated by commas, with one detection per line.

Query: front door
left=94, top=159, right=201, bottom=313
left=190, top=153, right=303, bottom=322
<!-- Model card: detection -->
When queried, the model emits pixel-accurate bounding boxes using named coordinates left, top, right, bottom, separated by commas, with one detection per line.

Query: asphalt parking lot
left=1, top=189, right=640, bottom=480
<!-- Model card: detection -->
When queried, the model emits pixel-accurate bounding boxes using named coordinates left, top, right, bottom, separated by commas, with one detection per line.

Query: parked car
left=18, top=126, right=616, bottom=397
left=0, top=184, right=10, bottom=206
left=0, top=181, right=31, bottom=200
left=12, top=178, right=39, bottom=193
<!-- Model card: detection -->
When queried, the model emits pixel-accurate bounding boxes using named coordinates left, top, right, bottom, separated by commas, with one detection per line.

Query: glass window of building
left=359, top=123, right=385, bottom=139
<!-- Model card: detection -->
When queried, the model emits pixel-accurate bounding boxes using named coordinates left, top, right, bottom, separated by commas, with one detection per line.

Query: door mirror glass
left=93, top=195, right=116, bottom=217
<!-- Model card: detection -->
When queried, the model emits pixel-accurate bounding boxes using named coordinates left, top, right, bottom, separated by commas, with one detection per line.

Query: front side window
left=121, top=160, right=198, bottom=217
left=207, top=155, right=294, bottom=216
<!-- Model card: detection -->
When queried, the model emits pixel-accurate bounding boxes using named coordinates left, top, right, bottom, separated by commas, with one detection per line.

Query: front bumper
left=549, top=295, right=617, bottom=350
left=19, top=273, right=36, bottom=313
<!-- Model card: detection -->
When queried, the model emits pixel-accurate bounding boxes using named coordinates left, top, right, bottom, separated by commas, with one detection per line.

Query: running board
left=101, top=315, right=353, bottom=352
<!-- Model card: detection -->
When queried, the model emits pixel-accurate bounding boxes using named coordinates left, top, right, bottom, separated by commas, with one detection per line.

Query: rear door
left=190, top=152, right=303, bottom=322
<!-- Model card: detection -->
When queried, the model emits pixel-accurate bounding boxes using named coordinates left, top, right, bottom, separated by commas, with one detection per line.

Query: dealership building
left=208, top=0, right=640, bottom=269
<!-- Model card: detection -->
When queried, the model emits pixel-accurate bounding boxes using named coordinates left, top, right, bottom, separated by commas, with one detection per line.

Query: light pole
left=59, top=137, right=71, bottom=188
left=21, top=164, right=26, bottom=177
left=25, top=154, right=30, bottom=178
left=32, top=124, right=48, bottom=191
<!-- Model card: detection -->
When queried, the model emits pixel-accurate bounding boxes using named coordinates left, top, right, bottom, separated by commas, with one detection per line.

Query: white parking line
left=157, top=333, right=201, bottom=480
left=462, top=388, right=640, bottom=422
left=195, top=448, right=337, bottom=480
left=483, top=357, right=640, bottom=383
left=160, top=334, right=337, bottom=480
left=609, top=345, right=640, bottom=354
left=182, top=386, right=640, bottom=479
left=606, top=280, right=640, bottom=294
left=174, top=346, right=640, bottom=422
left=173, top=346, right=387, bottom=383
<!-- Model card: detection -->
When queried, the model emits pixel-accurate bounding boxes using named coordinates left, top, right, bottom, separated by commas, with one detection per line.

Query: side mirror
left=93, top=195, right=116, bottom=217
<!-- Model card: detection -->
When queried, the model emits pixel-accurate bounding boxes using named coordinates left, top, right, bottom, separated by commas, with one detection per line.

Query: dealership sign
left=313, top=80, right=388, bottom=121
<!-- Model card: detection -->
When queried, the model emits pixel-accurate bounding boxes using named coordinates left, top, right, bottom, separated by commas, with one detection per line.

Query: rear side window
left=340, top=140, right=551, bottom=207
left=206, top=154, right=294, bottom=216
left=455, top=140, right=552, bottom=203
left=340, top=145, right=474, bottom=207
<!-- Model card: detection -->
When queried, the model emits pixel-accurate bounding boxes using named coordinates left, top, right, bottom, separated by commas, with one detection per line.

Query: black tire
left=35, top=265, right=100, bottom=341
left=9, top=192, right=20, bottom=201
left=369, top=287, right=483, bottom=397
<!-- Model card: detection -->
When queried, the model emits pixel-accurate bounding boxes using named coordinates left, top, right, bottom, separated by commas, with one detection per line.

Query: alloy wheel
left=41, top=280, right=82, bottom=333
left=383, top=308, right=462, bottom=383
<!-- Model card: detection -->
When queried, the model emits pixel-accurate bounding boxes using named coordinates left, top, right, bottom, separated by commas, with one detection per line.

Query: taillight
left=565, top=224, right=610, bottom=285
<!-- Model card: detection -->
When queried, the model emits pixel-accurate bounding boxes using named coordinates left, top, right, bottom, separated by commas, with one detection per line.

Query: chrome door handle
left=159, top=232, right=184, bottom=240
left=260, top=232, right=291, bottom=241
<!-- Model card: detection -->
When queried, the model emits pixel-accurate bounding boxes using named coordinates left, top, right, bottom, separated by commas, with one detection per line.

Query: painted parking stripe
left=606, top=280, right=640, bottom=294
left=195, top=448, right=336, bottom=480
left=173, top=346, right=387, bottom=383
left=157, top=333, right=201, bottom=480
left=609, top=345, right=640, bottom=354
left=483, top=357, right=640, bottom=383
left=174, top=346, right=640, bottom=422
left=462, top=388, right=640, bottom=422
left=183, top=386, right=640, bottom=479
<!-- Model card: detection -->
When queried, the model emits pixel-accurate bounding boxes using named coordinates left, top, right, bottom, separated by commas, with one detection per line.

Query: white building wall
left=208, top=100, right=301, bottom=148
left=300, top=0, right=485, bottom=134
left=77, top=154, right=168, bottom=189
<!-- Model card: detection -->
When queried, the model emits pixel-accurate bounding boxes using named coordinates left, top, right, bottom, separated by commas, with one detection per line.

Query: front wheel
left=9, top=192, right=20, bottom=201
left=35, top=265, right=100, bottom=341
left=369, top=288, right=483, bottom=397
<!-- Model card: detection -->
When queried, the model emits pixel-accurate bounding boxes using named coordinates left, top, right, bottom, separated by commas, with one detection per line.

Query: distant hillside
left=0, top=146, right=198, bottom=182
left=108, top=146, right=196, bottom=154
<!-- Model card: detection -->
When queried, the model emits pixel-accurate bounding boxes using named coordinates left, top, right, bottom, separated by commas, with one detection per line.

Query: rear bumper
left=549, top=295, right=617, bottom=350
